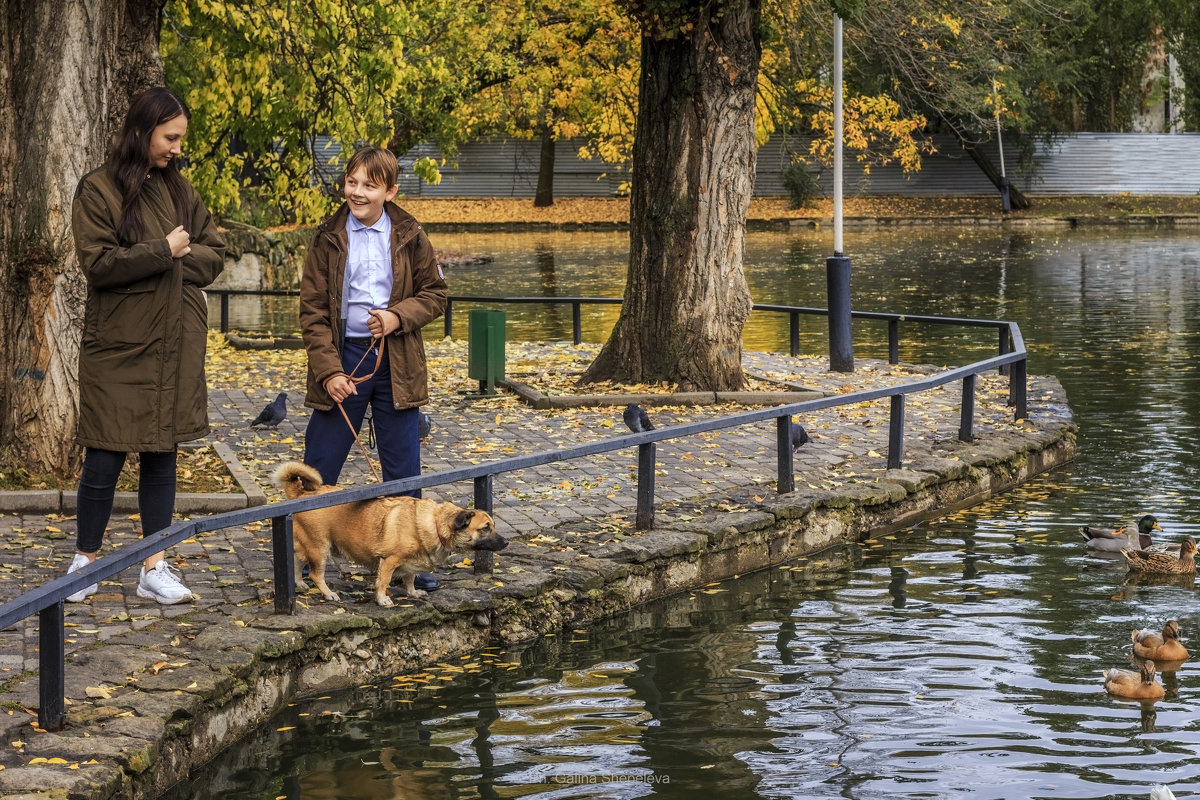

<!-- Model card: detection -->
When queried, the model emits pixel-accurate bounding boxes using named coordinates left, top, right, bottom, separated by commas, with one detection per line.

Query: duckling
left=1121, top=536, right=1197, bottom=575
left=1132, top=619, right=1189, bottom=662
left=1080, top=514, right=1161, bottom=552
left=1103, top=659, right=1164, bottom=700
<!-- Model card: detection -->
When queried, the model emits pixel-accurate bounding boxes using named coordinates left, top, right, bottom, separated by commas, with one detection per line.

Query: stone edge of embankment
left=0, top=390, right=1077, bottom=800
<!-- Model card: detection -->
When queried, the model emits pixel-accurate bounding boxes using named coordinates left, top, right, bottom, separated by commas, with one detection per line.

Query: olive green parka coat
left=299, top=202, right=447, bottom=411
left=71, top=167, right=226, bottom=452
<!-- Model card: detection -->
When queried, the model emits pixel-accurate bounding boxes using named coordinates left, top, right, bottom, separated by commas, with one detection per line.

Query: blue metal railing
left=5, top=297, right=1027, bottom=731
left=213, top=290, right=1013, bottom=365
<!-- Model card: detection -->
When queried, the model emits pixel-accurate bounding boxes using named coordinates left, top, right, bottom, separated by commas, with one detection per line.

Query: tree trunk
left=960, top=137, right=1032, bottom=211
left=581, top=0, right=760, bottom=391
left=0, top=0, right=165, bottom=475
left=534, top=127, right=555, bottom=207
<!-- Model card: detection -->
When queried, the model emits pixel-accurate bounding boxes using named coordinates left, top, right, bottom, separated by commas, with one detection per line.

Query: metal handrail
left=211, top=290, right=1013, bottom=365
left=6, top=301, right=1028, bottom=731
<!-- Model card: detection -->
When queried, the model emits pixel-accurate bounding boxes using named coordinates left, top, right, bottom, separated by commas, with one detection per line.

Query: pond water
left=184, top=227, right=1200, bottom=799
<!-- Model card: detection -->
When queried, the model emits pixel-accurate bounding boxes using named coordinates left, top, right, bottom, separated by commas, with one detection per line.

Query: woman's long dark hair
left=108, top=87, right=193, bottom=242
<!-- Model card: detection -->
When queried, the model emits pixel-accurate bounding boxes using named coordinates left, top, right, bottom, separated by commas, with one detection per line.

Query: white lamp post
left=827, top=13, right=853, bottom=372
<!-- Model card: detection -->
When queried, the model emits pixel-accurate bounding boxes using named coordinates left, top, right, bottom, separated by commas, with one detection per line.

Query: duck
left=1132, top=619, right=1189, bottom=662
left=1080, top=515, right=1161, bottom=552
left=1121, top=536, right=1197, bottom=575
left=1103, top=659, right=1165, bottom=700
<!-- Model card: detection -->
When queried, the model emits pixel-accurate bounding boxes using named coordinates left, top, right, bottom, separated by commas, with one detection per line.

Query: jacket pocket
left=97, top=284, right=163, bottom=346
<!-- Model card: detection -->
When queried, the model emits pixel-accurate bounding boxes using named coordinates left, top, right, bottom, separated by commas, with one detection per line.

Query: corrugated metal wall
left=313, top=133, right=1200, bottom=197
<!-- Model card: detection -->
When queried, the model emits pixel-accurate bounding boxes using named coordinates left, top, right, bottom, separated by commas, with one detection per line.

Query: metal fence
left=0, top=299, right=1027, bottom=731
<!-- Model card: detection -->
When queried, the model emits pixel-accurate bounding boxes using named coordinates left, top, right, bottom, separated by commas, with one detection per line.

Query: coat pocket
left=97, top=283, right=163, bottom=346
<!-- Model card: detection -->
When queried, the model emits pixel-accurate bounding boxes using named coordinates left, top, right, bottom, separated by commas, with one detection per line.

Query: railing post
left=444, top=298, right=454, bottom=339
left=1010, top=358, right=1028, bottom=420
left=887, top=394, right=906, bottom=470
left=959, top=374, right=976, bottom=442
left=776, top=416, right=795, bottom=493
left=790, top=312, right=800, bottom=357
left=572, top=303, right=582, bottom=345
left=474, top=475, right=496, bottom=574
left=998, top=326, right=1011, bottom=376
left=220, top=292, right=230, bottom=333
left=888, top=319, right=899, bottom=365
left=38, top=601, right=66, bottom=731
left=636, top=442, right=657, bottom=530
left=272, top=514, right=296, bottom=614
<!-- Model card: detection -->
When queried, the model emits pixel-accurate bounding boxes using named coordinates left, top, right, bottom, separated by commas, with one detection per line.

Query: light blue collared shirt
left=343, top=210, right=393, bottom=338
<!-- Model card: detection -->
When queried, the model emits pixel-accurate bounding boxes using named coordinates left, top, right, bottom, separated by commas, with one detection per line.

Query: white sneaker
left=137, top=561, right=193, bottom=605
left=65, top=553, right=97, bottom=603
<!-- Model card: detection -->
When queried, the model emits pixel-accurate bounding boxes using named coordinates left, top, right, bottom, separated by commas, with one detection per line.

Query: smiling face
left=147, top=114, right=187, bottom=170
left=343, top=165, right=398, bottom=226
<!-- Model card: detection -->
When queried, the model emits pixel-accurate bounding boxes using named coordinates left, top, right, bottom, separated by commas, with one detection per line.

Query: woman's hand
left=166, top=225, right=192, bottom=258
left=323, top=373, right=357, bottom=404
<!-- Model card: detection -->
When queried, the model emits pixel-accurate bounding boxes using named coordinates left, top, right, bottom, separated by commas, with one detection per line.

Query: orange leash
left=336, top=335, right=385, bottom=483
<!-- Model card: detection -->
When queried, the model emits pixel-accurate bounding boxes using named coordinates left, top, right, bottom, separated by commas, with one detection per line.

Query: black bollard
left=826, top=254, right=854, bottom=372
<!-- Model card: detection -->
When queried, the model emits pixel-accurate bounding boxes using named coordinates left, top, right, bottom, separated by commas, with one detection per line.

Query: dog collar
left=435, top=520, right=450, bottom=548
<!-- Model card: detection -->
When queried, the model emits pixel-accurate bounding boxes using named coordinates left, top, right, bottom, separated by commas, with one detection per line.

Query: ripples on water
left=185, top=229, right=1200, bottom=799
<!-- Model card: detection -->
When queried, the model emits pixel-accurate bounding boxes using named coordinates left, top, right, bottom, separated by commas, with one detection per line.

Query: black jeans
left=75, top=448, right=176, bottom=553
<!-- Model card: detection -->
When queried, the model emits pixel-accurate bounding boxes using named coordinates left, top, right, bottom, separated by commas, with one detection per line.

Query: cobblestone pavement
left=0, top=338, right=1063, bottom=680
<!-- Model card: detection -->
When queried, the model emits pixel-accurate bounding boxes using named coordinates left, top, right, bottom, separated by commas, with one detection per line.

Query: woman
left=67, top=86, right=225, bottom=604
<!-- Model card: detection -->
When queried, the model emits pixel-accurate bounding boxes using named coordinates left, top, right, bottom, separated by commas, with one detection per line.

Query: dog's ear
left=453, top=510, right=474, bottom=531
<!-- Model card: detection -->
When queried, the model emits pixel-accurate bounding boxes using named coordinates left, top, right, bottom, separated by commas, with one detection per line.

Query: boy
left=299, top=146, right=448, bottom=588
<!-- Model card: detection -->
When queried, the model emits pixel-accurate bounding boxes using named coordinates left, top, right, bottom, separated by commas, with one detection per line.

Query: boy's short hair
left=344, top=146, right=398, bottom=188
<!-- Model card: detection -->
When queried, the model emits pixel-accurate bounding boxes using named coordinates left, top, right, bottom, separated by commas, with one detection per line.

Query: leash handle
left=337, top=335, right=385, bottom=483
left=346, top=335, right=385, bottom=384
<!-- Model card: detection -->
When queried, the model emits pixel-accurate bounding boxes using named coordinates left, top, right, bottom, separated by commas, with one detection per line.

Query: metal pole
left=833, top=15, right=844, bottom=256
left=827, top=14, right=853, bottom=372
left=992, top=77, right=1011, bottom=213
left=272, top=515, right=296, bottom=614
left=635, top=442, right=656, bottom=530
left=473, top=475, right=495, bottom=573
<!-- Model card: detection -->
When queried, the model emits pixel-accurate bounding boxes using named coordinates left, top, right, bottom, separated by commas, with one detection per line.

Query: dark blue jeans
left=76, top=448, right=176, bottom=553
left=303, top=339, right=420, bottom=493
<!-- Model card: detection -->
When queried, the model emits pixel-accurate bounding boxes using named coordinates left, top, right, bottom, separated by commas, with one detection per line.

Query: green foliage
left=451, top=0, right=640, bottom=168
left=163, top=0, right=479, bottom=224
left=159, top=0, right=1196, bottom=225
left=1021, top=0, right=1198, bottom=132
left=780, top=156, right=821, bottom=208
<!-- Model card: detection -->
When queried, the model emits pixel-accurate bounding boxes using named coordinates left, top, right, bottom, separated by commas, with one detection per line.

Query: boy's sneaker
left=65, top=553, right=98, bottom=603
left=137, top=561, right=193, bottom=605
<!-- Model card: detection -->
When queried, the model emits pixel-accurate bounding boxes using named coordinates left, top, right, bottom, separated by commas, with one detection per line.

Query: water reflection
left=183, top=228, right=1200, bottom=799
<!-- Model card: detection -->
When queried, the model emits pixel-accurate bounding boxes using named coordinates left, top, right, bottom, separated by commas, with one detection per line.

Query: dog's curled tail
left=274, top=461, right=325, bottom=499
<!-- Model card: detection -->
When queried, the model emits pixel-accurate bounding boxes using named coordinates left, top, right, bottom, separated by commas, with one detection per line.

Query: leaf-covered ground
left=204, top=331, right=1038, bottom=517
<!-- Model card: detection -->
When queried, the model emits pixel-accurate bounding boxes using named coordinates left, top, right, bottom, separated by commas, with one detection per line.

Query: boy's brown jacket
left=72, top=167, right=226, bottom=451
left=299, top=202, right=447, bottom=411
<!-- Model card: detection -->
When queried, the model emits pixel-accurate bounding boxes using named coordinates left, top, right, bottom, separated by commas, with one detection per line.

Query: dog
left=274, top=462, right=507, bottom=606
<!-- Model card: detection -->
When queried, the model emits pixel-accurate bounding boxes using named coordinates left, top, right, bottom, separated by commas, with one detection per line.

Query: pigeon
left=418, top=411, right=432, bottom=439
left=790, top=420, right=810, bottom=452
left=249, top=392, right=287, bottom=428
left=623, top=403, right=654, bottom=433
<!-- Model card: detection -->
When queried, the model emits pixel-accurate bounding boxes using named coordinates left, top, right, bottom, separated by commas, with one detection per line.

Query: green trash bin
left=467, top=309, right=506, bottom=395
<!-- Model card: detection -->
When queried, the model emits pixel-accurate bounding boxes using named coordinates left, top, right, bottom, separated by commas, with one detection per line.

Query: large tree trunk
left=534, top=126, right=555, bottom=207
left=0, top=0, right=165, bottom=475
left=581, top=0, right=760, bottom=391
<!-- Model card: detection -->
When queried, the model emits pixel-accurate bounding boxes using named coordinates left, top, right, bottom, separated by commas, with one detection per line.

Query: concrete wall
left=317, top=133, right=1200, bottom=198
